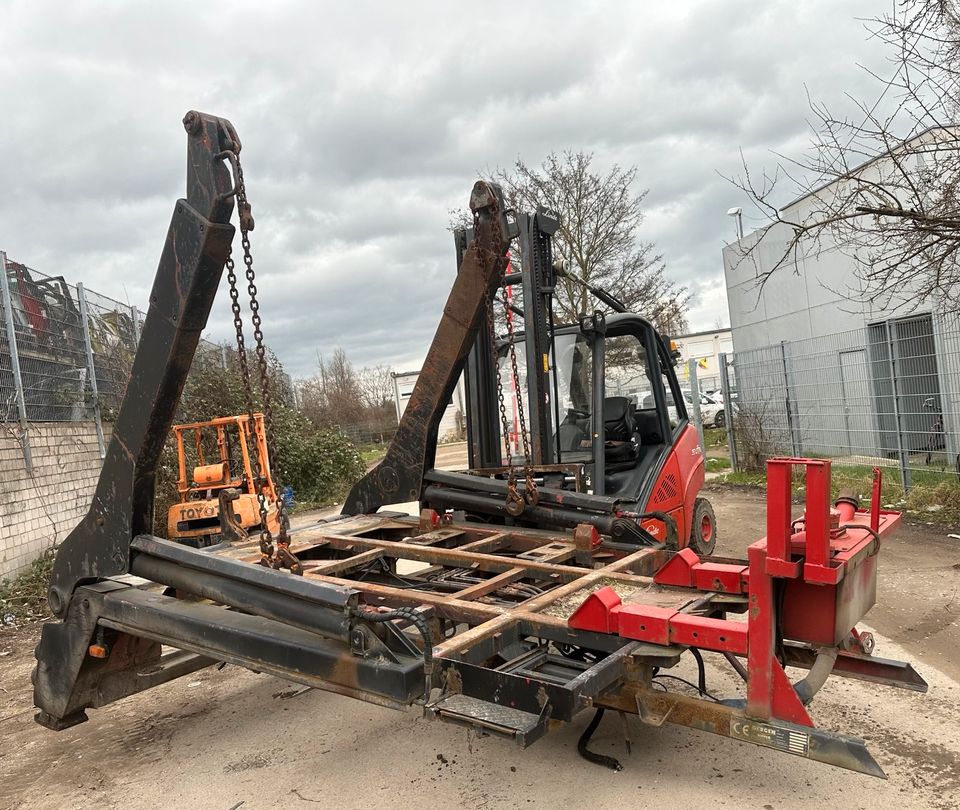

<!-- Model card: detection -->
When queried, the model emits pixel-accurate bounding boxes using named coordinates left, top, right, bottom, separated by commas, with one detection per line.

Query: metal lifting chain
left=224, top=151, right=302, bottom=575
left=475, top=200, right=538, bottom=517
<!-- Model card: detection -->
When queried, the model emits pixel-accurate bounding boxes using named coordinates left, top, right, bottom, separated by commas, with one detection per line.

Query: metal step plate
left=428, top=693, right=548, bottom=747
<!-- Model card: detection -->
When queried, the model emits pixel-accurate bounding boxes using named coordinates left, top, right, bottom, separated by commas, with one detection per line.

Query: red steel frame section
left=569, top=457, right=898, bottom=727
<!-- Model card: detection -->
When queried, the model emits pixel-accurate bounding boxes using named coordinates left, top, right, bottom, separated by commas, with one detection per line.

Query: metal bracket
left=635, top=690, right=676, bottom=728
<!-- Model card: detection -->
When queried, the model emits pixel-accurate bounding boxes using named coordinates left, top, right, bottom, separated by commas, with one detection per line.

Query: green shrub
left=151, top=347, right=367, bottom=535
left=0, top=548, right=55, bottom=626
left=275, top=409, right=365, bottom=505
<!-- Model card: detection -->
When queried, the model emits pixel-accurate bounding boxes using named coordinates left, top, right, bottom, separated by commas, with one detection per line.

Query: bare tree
left=731, top=2, right=960, bottom=311
left=295, top=350, right=398, bottom=442
left=447, top=153, right=689, bottom=331
left=296, top=347, right=364, bottom=427
left=356, top=363, right=394, bottom=410
left=296, top=375, right=327, bottom=427
left=492, top=152, right=689, bottom=333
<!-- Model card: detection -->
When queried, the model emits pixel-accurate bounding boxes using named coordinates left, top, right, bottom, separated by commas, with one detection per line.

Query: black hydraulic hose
left=838, top=524, right=882, bottom=554
left=357, top=607, right=434, bottom=701
left=689, top=647, right=707, bottom=695
left=723, top=651, right=748, bottom=682
left=577, top=708, right=623, bottom=772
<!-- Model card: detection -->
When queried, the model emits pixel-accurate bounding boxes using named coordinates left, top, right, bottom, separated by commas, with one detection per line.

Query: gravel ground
left=0, top=482, right=957, bottom=810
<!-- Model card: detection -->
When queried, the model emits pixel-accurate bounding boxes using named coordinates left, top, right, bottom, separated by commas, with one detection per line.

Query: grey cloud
left=1, top=0, right=892, bottom=375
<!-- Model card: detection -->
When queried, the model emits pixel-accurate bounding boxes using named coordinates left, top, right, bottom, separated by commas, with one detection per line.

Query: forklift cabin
left=452, top=212, right=712, bottom=552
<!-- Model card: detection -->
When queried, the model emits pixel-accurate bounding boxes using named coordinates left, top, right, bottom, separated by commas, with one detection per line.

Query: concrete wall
left=0, top=422, right=103, bottom=580
left=722, top=140, right=944, bottom=351
left=722, top=222, right=873, bottom=351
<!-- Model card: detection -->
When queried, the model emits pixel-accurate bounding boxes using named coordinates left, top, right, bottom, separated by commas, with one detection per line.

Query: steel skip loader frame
left=32, top=111, right=926, bottom=779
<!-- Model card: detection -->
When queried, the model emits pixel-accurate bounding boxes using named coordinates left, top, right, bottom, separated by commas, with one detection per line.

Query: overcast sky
left=0, top=0, right=892, bottom=377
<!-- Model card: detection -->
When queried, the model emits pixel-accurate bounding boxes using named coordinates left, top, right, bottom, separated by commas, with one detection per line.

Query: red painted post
left=746, top=541, right=774, bottom=720
left=870, top=467, right=882, bottom=534
left=803, top=461, right=831, bottom=569
left=765, top=459, right=792, bottom=564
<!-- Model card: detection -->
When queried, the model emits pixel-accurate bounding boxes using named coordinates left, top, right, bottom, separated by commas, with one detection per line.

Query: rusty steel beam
left=342, top=181, right=512, bottom=515
left=456, top=533, right=513, bottom=553
left=595, top=685, right=886, bottom=778
left=432, top=546, right=665, bottom=658
left=452, top=569, right=529, bottom=601
left=262, top=533, right=588, bottom=581
left=308, top=549, right=385, bottom=576
left=45, top=112, right=240, bottom=616
left=305, top=572, right=505, bottom=624
left=290, top=536, right=661, bottom=595
left=271, top=519, right=665, bottom=580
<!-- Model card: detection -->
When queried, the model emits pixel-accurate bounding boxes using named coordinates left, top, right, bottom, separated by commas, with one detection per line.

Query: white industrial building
left=672, top=328, right=733, bottom=394
left=721, top=129, right=960, bottom=471
left=393, top=370, right=465, bottom=442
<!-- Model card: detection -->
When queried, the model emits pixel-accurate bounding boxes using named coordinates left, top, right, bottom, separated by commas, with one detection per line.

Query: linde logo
left=179, top=505, right=216, bottom=520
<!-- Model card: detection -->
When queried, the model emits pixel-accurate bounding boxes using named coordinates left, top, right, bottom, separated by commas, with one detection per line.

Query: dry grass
left=0, top=547, right=54, bottom=629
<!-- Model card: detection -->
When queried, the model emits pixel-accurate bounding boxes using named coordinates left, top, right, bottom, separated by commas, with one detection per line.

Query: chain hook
left=505, top=482, right=526, bottom=517
left=222, top=153, right=300, bottom=575
left=477, top=194, right=539, bottom=514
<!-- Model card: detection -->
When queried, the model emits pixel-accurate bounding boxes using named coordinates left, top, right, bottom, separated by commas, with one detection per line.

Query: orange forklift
left=167, top=413, right=283, bottom=547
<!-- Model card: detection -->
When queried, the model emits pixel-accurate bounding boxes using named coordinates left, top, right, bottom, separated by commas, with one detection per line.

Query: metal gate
left=838, top=349, right=873, bottom=457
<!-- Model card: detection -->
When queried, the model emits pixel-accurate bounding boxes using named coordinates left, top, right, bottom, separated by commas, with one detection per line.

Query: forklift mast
left=462, top=211, right=561, bottom=471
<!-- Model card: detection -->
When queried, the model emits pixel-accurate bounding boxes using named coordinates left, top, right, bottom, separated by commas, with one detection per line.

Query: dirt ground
left=1, top=483, right=958, bottom=810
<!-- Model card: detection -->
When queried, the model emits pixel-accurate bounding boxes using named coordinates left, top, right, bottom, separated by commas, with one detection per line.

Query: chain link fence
left=719, top=311, right=960, bottom=494
left=337, top=422, right=399, bottom=446
left=1, top=250, right=225, bottom=467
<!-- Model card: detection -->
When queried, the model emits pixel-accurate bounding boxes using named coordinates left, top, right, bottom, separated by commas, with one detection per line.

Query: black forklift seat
left=632, top=410, right=663, bottom=445
left=603, top=397, right=634, bottom=441
left=603, top=405, right=666, bottom=495
left=603, top=397, right=639, bottom=470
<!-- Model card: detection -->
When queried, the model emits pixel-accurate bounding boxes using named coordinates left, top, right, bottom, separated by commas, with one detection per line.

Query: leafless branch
left=730, top=1, right=960, bottom=312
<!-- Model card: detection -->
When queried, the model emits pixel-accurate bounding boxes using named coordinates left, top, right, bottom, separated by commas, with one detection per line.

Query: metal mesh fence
left=337, top=422, right=399, bottom=446
left=1, top=257, right=90, bottom=421
left=78, top=284, right=140, bottom=419
left=726, top=311, right=960, bottom=491
left=0, top=250, right=226, bottom=435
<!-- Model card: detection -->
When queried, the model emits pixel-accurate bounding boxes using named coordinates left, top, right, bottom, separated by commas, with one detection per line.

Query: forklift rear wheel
left=715, top=410, right=726, bottom=428
left=689, top=498, right=717, bottom=556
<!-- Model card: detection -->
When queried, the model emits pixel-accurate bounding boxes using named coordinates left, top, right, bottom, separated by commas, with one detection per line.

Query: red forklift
left=425, top=208, right=716, bottom=553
